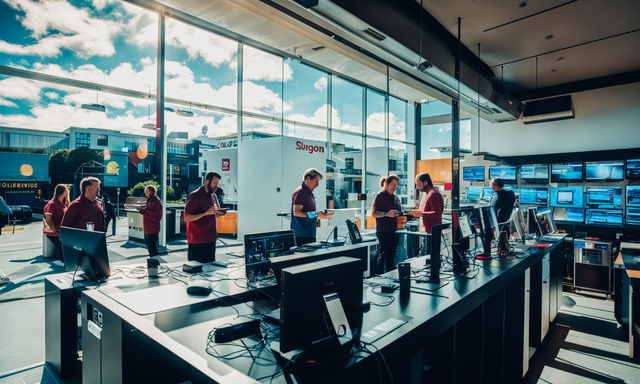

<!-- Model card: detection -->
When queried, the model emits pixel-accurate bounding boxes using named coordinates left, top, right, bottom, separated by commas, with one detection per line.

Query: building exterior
left=0, top=151, right=50, bottom=206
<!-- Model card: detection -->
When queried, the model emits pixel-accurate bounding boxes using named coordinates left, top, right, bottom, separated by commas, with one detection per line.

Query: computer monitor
left=626, top=159, right=640, bottom=180
left=585, top=187, right=622, bottom=209
left=520, top=164, right=549, bottom=183
left=526, top=207, right=544, bottom=237
left=317, top=208, right=359, bottom=244
left=489, top=165, right=517, bottom=182
left=551, top=162, right=583, bottom=182
left=465, top=186, right=483, bottom=203
left=626, top=186, right=640, bottom=207
left=279, top=256, right=363, bottom=354
left=550, top=187, right=583, bottom=208
left=585, top=161, right=624, bottom=181
left=451, top=207, right=475, bottom=271
left=60, top=226, right=110, bottom=279
left=244, top=230, right=296, bottom=264
left=534, top=211, right=551, bottom=236
left=585, top=209, right=624, bottom=225
left=510, top=208, right=526, bottom=244
left=463, top=166, right=485, bottom=181
left=482, top=187, right=494, bottom=202
left=519, top=187, right=548, bottom=205
left=429, top=223, right=450, bottom=280
left=477, top=206, right=500, bottom=256
left=626, top=207, right=640, bottom=225
left=552, top=207, right=584, bottom=223
left=503, top=185, right=519, bottom=196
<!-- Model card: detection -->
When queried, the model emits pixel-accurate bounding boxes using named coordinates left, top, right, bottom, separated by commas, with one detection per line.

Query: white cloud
left=366, top=112, right=385, bottom=137
left=243, top=46, right=292, bottom=82
left=313, top=77, right=327, bottom=91
left=388, top=112, right=406, bottom=140
left=0, top=76, right=44, bottom=100
left=243, top=81, right=290, bottom=114
left=44, top=91, right=59, bottom=99
left=165, top=110, right=237, bottom=139
left=0, top=98, right=18, bottom=107
left=1, top=0, right=124, bottom=57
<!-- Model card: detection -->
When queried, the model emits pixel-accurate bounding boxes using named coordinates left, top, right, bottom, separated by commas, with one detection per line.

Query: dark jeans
left=47, top=235, right=63, bottom=261
left=295, top=236, right=316, bottom=246
left=188, top=242, right=216, bottom=263
left=376, top=232, right=399, bottom=275
left=144, top=234, right=159, bottom=257
left=105, top=216, right=115, bottom=236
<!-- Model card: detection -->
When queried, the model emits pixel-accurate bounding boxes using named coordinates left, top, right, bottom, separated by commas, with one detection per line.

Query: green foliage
left=127, top=179, right=176, bottom=200
left=49, top=149, right=70, bottom=187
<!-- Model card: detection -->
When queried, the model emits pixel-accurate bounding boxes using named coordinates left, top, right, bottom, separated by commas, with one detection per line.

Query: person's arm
left=44, top=214, right=56, bottom=232
left=292, top=204, right=310, bottom=218
left=184, top=198, right=216, bottom=222
left=371, top=197, right=399, bottom=218
left=422, top=193, right=443, bottom=218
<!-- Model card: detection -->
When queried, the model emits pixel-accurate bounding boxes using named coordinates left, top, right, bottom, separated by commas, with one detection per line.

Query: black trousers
left=105, top=216, right=115, bottom=236
left=376, top=232, right=400, bottom=275
left=188, top=242, right=216, bottom=263
left=295, top=236, right=316, bottom=246
left=47, top=235, right=63, bottom=261
left=144, top=234, right=159, bottom=257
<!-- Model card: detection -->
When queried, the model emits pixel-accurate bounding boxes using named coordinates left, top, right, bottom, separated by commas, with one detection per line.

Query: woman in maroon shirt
left=371, top=175, right=402, bottom=274
left=139, top=185, right=163, bottom=257
left=43, top=184, right=70, bottom=261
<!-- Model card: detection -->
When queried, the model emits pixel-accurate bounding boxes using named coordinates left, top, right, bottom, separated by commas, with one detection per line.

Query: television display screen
left=465, top=186, right=483, bottom=202
left=463, top=166, right=485, bottom=181
left=627, top=186, right=640, bottom=207
left=585, top=187, right=622, bottom=209
left=586, top=209, right=623, bottom=225
left=585, top=161, right=624, bottom=181
left=551, top=162, right=583, bottom=182
left=489, top=165, right=517, bottom=181
left=520, top=164, right=549, bottom=183
left=519, top=187, right=548, bottom=205
left=552, top=207, right=584, bottom=223
left=626, top=159, right=640, bottom=180
left=550, top=187, right=583, bottom=208
left=627, top=207, right=640, bottom=225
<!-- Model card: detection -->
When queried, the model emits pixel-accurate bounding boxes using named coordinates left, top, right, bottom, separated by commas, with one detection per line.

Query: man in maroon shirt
left=185, top=172, right=223, bottom=262
left=139, top=185, right=163, bottom=257
left=61, top=177, right=106, bottom=232
left=409, top=173, right=444, bottom=233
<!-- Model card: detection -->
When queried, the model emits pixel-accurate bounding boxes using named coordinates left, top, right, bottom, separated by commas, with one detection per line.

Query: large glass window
left=331, top=76, right=363, bottom=133
left=75, top=132, right=90, bottom=147
left=389, top=140, right=415, bottom=205
left=366, top=89, right=386, bottom=138
left=365, top=137, right=388, bottom=226
left=388, top=96, right=407, bottom=142
left=284, top=59, right=328, bottom=127
left=328, top=132, right=363, bottom=209
left=243, top=45, right=286, bottom=118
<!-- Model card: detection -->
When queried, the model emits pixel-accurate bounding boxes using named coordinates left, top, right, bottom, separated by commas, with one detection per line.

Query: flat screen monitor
left=458, top=215, right=473, bottom=238
left=503, top=185, right=519, bottom=196
left=463, top=166, right=485, bottom=181
left=510, top=208, right=526, bottom=243
left=550, top=187, right=583, bottom=208
left=552, top=207, right=584, bottom=223
left=520, top=164, right=549, bottom=183
left=626, top=207, right=640, bottom=225
left=465, top=186, right=483, bottom=203
left=482, top=187, right=494, bottom=202
left=534, top=211, right=550, bottom=236
left=551, top=162, right=583, bottom=182
left=626, top=159, right=640, bottom=180
left=626, top=186, right=640, bottom=207
left=519, top=187, right=548, bottom=205
left=60, top=226, right=110, bottom=279
left=279, top=256, right=363, bottom=353
left=585, top=209, right=624, bottom=225
left=585, top=187, right=622, bottom=209
left=585, top=161, right=624, bottom=181
left=244, top=230, right=296, bottom=265
left=489, top=165, right=517, bottom=182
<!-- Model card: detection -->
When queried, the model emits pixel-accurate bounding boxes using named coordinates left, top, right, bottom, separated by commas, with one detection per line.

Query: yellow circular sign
left=20, top=164, right=33, bottom=177
left=137, top=143, right=148, bottom=159
left=106, top=161, right=119, bottom=175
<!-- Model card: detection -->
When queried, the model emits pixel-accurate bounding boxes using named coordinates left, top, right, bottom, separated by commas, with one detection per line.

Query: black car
left=8, top=205, right=32, bottom=222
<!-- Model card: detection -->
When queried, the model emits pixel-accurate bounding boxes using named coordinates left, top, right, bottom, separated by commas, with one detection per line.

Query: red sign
left=295, top=140, right=325, bottom=154
left=444, top=183, right=452, bottom=191
left=221, top=158, right=230, bottom=172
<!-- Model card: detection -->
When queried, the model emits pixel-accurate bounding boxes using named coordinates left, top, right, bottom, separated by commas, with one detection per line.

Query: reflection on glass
left=284, top=124, right=327, bottom=142
left=366, top=89, right=385, bottom=137
left=388, top=96, right=406, bottom=142
left=328, top=132, right=363, bottom=209
left=243, top=45, right=285, bottom=117
left=389, top=140, right=415, bottom=205
left=284, top=59, right=328, bottom=127
left=365, top=137, right=387, bottom=226
left=331, top=76, right=363, bottom=133
left=242, top=116, right=281, bottom=138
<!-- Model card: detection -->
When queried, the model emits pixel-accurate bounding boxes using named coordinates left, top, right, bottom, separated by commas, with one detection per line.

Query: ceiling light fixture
left=519, top=1, right=528, bottom=8
left=545, top=34, right=554, bottom=40
left=81, top=88, right=106, bottom=112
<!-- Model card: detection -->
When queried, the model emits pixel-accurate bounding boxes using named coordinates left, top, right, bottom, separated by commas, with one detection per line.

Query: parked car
left=8, top=205, right=32, bottom=222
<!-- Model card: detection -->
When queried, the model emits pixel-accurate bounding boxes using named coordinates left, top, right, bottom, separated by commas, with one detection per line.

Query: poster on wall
left=222, top=158, right=230, bottom=172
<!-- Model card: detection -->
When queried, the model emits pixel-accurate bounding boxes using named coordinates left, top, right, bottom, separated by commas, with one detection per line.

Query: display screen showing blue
left=482, top=187, right=494, bottom=202
left=465, top=186, right=483, bottom=202
left=463, top=166, right=485, bottom=181
left=626, top=207, right=640, bottom=225
left=520, top=164, right=549, bottom=182
left=557, top=208, right=585, bottom=222
left=550, top=187, right=583, bottom=208
left=551, top=162, right=583, bottom=182
left=585, top=187, right=622, bottom=209
left=503, top=185, right=518, bottom=195
left=585, top=161, right=624, bottom=181
left=626, top=159, right=640, bottom=179
left=574, top=241, right=585, bottom=248
left=626, top=186, right=640, bottom=207
left=489, top=165, right=517, bottom=181
left=520, top=187, right=548, bottom=205
left=586, top=209, right=624, bottom=225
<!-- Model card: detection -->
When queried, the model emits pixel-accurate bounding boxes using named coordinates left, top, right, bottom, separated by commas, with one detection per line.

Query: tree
left=49, top=149, right=70, bottom=187
left=127, top=179, right=176, bottom=201
left=67, top=147, right=102, bottom=176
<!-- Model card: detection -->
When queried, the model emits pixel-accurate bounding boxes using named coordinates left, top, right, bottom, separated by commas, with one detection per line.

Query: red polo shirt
left=185, top=186, right=217, bottom=244
left=43, top=198, right=67, bottom=236
left=139, top=197, right=163, bottom=235
left=421, top=187, right=444, bottom=233
left=61, top=195, right=106, bottom=232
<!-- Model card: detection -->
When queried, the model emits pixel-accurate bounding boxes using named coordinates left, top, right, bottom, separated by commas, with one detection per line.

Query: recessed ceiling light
left=556, top=56, right=565, bottom=61
left=545, top=34, right=554, bottom=40
left=551, top=69, right=557, bottom=72
left=519, top=1, right=528, bottom=7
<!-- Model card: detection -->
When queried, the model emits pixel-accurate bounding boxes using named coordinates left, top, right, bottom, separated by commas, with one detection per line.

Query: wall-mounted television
left=626, top=159, right=640, bottom=180
left=550, top=186, right=583, bottom=208
left=585, top=161, right=624, bottom=181
left=585, top=187, right=622, bottom=209
left=489, top=165, right=517, bottom=182
left=519, top=187, right=548, bottom=205
left=551, top=162, right=583, bottom=182
left=463, top=166, right=485, bottom=181
left=519, top=164, right=549, bottom=183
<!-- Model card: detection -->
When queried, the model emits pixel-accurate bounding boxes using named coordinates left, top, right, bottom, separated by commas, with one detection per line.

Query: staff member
left=102, top=193, right=116, bottom=236
left=490, top=178, right=516, bottom=253
left=371, top=175, right=401, bottom=274
left=61, top=177, right=105, bottom=232
left=291, top=168, right=333, bottom=246
left=409, top=173, right=444, bottom=233
left=138, top=185, right=163, bottom=257
left=185, top=172, right=223, bottom=262
left=43, top=184, right=69, bottom=260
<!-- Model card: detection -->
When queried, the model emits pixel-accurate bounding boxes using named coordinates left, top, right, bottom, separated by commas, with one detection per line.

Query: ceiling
left=420, top=0, right=640, bottom=98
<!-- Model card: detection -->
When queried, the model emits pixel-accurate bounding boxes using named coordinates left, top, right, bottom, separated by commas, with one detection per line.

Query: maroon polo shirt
left=185, top=185, right=217, bottom=244
left=139, top=197, right=163, bottom=235
left=373, top=191, right=402, bottom=233
left=290, top=183, right=317, bottom=239
left=61, top=195, right=106, bottom=232
left=43, top=198, right=67, bottom=236
left=421, top=187, right=444, bottom=233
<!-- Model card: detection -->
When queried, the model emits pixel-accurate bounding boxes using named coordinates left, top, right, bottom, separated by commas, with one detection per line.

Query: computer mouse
left=186, top=281, right=212, bottom=296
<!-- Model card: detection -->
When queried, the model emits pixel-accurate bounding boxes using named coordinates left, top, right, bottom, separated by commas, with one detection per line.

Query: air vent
left=490, top=107, right=502, bottom=114
left=311, top=46, right=326, bottom=52
left=363, top=28, right=386, bottom=41
left=495, top=117, right=518, bottom=123
left=522, top=95, right=574, bottom=124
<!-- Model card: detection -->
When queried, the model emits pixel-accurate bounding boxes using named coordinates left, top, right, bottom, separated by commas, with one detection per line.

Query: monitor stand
left=270, top=336, right=354, bottom=373
left=475, top=231, right=493, bottom=260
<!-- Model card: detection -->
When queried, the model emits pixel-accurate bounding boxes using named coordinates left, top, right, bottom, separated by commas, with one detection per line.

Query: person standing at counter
left=291, top=168, right=333, bottom=246
left=138, top=185, right=163, bottom=257
left=61, top=177, right=105, bottom=232
left=409, top=173, right=444, bottom=233
left=371, top=175, right=401, bottom=274
left=184, top=172, right=223, bottom=263
left=490, top=177, right=515, bottom=254
left=43, top=184, right=69, bottom=260
left=102, top=193, right=116, bottom=236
